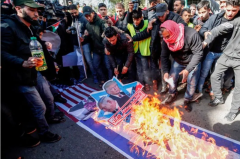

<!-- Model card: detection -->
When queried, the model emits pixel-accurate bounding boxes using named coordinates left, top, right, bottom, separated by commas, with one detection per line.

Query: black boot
left=184, top=100, right=192, bottom=112
left=54, top=94, right=67, bottom=104
left=39, top=131, right=61, bottom=143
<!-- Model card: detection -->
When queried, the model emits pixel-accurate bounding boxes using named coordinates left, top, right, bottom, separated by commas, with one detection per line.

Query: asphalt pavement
left=2, top=77, right=240, bottom=159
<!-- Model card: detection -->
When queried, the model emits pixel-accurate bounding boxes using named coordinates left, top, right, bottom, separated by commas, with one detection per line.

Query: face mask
left=22, top=9, right=39, bottom=26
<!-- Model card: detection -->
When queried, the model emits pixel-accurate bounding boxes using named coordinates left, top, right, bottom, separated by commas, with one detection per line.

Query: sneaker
left=160, top=87, right=168, bottom=95
left=39, top=131, right=61, bottom=143
left=208, top=97, right=224, bottom=107
left=183, top=100, right=192, bottom=112
left=191, top=93, right=203, bottom=102
left=224, top=112, right=237, bottom=122
left=54, top=94, right=67, bottom=104
left=20, top=134, right=40, bottom=148
left=165, top=93, right=178, bottom=104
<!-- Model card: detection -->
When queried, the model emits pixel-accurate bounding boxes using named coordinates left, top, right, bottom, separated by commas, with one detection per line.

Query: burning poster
left=90, top=77, right=147, bottom=126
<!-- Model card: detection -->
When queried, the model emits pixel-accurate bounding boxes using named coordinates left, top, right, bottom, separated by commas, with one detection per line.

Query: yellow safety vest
left=127, top=20, right=151, bottom=56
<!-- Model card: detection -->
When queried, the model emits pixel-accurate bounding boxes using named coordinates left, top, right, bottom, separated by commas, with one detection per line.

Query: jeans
left=169, top=61, right=201, bottom=100
left=135, top=53, right=151, bottom=85
left=82, top=43, right=96, bottom=77
left=197, top=52, right=222, bottom=93
left=93, top=53, right=113, bottom=81
left=18, top=73, right=55, bottom=134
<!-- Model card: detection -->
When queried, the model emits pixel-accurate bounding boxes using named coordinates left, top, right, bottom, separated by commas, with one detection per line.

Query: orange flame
left=129, top=97, right=229, bottom=159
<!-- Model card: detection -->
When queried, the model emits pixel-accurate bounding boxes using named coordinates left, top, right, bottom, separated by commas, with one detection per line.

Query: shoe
left=144, top=84, right=150, bottom=92
left=165, top=93, right=178, bottom=104
left=54, top=94, right=67, bottom=104
left=47, top=116, right=66, bottom=124
left=152, top=80, right=158, bottom=91
left=20, top=134, right=41, bottom=148
left=224, top=112, right=238, bottom=121
left=78, top=77, right=86, bottom=83
left=54, top=111, right=65, bottom=117
left=93, top=76, right=98, bottom=84
left=208, top=97, right=224, bottom=107
left=191, top=93, right=203, bottom=102
left=160, top=87, right=168, bottom=95
left=39, top=131, right=61, bottom=143
left=183, top=100, right=192, bottom=112
left=25, top=127, right=37, bottom=135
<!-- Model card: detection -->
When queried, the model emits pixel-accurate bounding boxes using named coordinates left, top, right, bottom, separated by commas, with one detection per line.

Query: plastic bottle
left=29, top=37, right=48, bottom=71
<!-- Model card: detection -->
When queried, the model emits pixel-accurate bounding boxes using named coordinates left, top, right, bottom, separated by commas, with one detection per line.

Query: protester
left=68, top=5, right=98, bottom=84
left=147, top=3, right=186, bottom=93
left=198, top=0, right=239, bottom=99
left=203, top=14, right=240, bottom=121
left=174, top=0, right=185, bottom=15
left=97, top=3, right=115, bottom=25
left=82, top=6, right=112, bottom=87
left=160, top=20, right=203, bottom=112
left=126, top=9, right=154, bottom=91
left=115, top=2, right=128, bottom=31
left=193, top=1, right=211, bottom=32
left=103, top=27, right=135, bottom=82
left=190, top=4, right=197, bottom=19
left=181, top=8, right=194, bottom=28
left=1, top=0, right=64, bottom=143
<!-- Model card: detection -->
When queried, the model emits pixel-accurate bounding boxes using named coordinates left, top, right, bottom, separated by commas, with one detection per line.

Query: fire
left=129, top=96, right=229, bottom=159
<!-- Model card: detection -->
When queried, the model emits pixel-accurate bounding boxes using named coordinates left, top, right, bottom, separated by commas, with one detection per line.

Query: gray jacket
left=204, top=16, right=240, bottom=59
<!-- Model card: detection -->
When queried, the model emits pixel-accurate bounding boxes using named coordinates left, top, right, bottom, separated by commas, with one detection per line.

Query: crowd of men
left=1, top=0, right=240, bottom=148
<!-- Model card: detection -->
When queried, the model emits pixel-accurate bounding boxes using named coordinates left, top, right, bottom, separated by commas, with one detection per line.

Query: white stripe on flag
left=74, top=85, right=92, bottom=95
left=80, top=84, right=97, bottom=92
left=56, top=102, right=70, bottom=112
left=61, top=91, right=79, bottom=104
left=68, top=88, right=88, bottom=99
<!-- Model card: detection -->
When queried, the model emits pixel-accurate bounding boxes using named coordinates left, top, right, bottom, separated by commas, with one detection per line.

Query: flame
left=129, top=96, right=229, bottom=159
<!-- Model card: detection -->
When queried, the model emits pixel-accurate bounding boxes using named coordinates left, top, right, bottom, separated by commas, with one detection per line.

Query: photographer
left=68, top=5, right=98, bottom=83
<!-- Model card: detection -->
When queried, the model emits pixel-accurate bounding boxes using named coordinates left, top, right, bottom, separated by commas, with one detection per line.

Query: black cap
left=83, top=6, right=93, bottom=16
left=156, top=3, right=168, bottom=17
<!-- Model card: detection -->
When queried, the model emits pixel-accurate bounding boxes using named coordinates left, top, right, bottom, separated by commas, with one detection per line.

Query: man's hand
left=147, top=19, right=156, bottom=32
left=204, top=31, right=211, bottom=40
left=66, top=29, right=71, bottom=34
left=202, top=41, right=208, bottom=49
left=128, top=2, right=133, bottom=12
left=79, top=37, right=84, bottom=42
left=105, top=48, right=110, bottom=55
left=84, top=30, right=89, bottom=36
left=121, top=66, right=128, bottom=74
left=194, top=25, right=202, bottom=32
left=22, top=57, right=38, bottom=68
left=45, top=42, right=52, bottom=50
left=125, top=34, right=133, bottom=43
left=114, top=68, right=119, bottom=75
left=54, top=62, right=59, bottom=72
left=164, top=73, right=169, bottom=82
left=179, top=69, right=189, bottom=83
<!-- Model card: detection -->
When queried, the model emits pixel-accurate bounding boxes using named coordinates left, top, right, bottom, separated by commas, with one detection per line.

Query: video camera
left=36, top=0, right=64, bottom=20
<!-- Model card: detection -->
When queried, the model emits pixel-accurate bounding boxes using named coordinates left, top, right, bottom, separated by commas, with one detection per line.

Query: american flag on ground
left=55, top=83, right=98, bottom=122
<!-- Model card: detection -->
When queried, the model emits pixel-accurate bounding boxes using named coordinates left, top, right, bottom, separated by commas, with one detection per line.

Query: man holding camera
left=68, top=4, right=98, bottom=84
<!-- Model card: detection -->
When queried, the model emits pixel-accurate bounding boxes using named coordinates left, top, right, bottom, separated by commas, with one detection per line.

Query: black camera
left=67, top=26, right=77, bottom=34
left=131, top=0, right=140, bottom=11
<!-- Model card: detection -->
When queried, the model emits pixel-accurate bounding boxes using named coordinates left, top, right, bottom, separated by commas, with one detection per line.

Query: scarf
left=160, top=20, right=185, bottom=52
